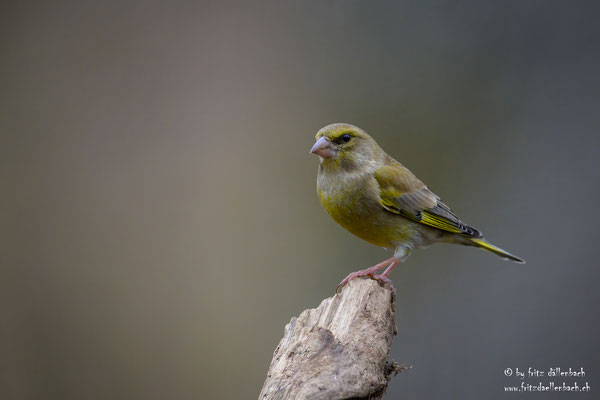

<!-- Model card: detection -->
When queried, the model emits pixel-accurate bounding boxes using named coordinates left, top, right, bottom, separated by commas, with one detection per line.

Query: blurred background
left=2, top=1, right=599, bottom=399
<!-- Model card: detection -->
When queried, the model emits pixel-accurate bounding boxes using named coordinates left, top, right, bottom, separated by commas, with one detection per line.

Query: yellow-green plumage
left=317, top=174, right=415, bottom=248
left=311, top=123, right=524, bottom=266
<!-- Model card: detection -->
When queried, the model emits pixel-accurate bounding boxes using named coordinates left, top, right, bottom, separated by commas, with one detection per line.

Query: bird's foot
left=336, top=258, right=395, bottom=294
left=371, top=274, right=396, bottom=296
left=336, top=270, right=396, bottom=294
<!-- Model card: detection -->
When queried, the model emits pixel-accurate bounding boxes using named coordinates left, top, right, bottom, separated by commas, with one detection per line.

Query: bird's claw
left=336, top=272, right=396, bottom=295
left=372, top=274, right=396, bottom=296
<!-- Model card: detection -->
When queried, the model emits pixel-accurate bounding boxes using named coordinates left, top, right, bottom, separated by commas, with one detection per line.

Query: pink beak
left=310, top=136, right=336, bottom=159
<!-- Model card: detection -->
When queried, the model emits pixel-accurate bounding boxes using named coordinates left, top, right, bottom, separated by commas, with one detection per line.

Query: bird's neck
left=317, top=159, right=379, bottom=191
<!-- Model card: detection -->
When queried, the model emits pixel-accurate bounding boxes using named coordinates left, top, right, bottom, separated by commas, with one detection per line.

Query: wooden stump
left=259, top=278, right=401, bottom=400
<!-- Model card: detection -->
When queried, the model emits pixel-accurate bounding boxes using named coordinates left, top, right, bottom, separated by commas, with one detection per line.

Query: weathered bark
left=259, top=278, right=402, bottom=400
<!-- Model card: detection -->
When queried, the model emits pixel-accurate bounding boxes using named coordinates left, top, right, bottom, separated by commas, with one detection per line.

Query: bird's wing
left=374, top=163, right=481, bottom=237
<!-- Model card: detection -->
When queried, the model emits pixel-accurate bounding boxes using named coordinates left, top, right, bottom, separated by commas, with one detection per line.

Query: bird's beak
left=310, top=136, right=336, bottom=159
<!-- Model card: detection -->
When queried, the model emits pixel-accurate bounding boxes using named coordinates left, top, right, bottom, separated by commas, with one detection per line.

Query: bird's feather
left=374, top=163, right=482, bottom=237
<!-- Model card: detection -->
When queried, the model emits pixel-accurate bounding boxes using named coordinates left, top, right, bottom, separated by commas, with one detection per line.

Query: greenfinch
left=310, top=123, right=524, bottom=292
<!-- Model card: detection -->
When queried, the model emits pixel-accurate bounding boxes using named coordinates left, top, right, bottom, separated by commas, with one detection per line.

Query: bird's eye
left=339, top=133, right=352, bottom=144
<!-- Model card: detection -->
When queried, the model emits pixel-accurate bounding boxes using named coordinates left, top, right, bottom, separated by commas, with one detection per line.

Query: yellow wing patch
left=419, top=211, right=463, bottom=233
left=384, top=208, right=463, bottom=233
left=374, top=163, right=479, bottom=236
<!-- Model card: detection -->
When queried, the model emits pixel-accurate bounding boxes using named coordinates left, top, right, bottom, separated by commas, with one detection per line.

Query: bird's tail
left=469, top=238, right=525, bottom=264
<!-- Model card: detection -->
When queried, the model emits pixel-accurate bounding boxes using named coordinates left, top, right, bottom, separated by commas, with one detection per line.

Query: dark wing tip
left=461, top=223, right=483, bottom=238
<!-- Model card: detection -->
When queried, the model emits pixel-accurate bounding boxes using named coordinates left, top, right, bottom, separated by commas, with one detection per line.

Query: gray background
left=2, top=1, right=599, bottom=399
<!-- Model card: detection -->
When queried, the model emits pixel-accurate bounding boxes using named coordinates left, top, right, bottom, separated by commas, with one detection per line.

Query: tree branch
left=259, top=278, right=400, bottom=400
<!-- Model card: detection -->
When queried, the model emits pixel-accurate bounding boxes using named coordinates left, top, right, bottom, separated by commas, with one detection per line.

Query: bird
left=309, top=123, right=524, bottom=293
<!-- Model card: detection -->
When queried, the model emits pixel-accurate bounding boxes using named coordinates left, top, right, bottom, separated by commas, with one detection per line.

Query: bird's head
left=310, top=123, right=382, bottom=171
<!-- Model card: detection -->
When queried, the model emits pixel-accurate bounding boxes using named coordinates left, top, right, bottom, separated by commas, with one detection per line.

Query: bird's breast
left=317, top=170, right=414, bottom=248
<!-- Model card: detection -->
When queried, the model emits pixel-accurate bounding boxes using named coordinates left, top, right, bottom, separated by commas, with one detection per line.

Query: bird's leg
left=370, top=247, right=410, bottom=295
left=369, top=261, right=400, bottom=295
left=380, top=260, right=400, bottom=278
left=336, top=257, right=395, bottom=293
